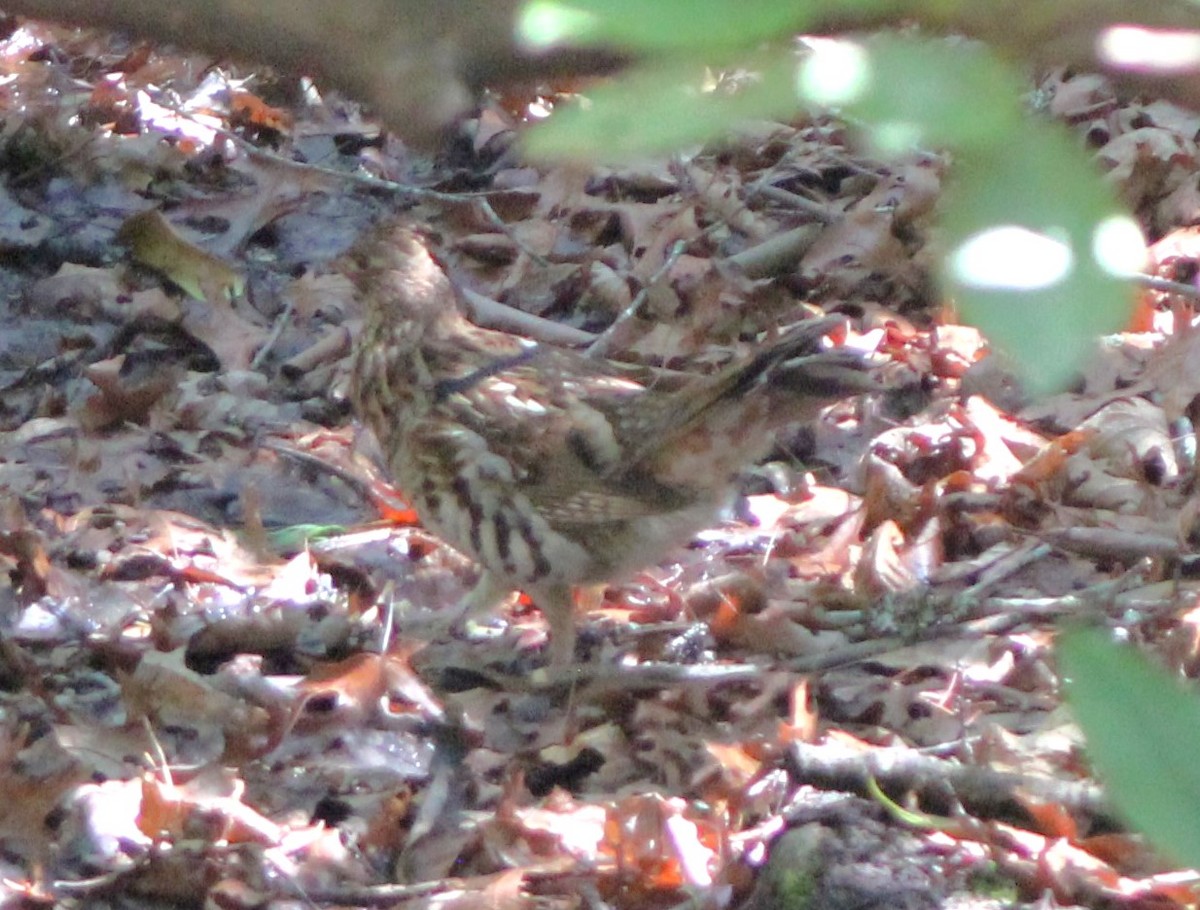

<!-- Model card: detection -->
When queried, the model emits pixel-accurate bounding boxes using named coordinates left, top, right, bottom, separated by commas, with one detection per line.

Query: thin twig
left=752, top=183, right=838, bottom=223
left=586, top=239, right=688, bottom=359
left=251, top=294, right=295, bottom=370
left=1132, top=272, right=1200, bottom=302
left=459, top=286, right=595, bottom=345
left=475, top=195, right=550, bottom=267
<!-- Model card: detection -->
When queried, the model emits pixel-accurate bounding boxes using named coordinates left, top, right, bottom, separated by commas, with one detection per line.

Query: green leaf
left=797, top=36, right=1137, bottom=392
left=800, top=36, right=1026, bottom=150
left=523, top=50, right=799, bottom=161
left=518, top=0, right=805, bottom=53
left=1059, top=626, right=1200, bottom=870
left=265, top=524, right=346, bottom=554
left=939, top=129, right=1135, bottom=393
left=802, top=37, right=1135, bottom=392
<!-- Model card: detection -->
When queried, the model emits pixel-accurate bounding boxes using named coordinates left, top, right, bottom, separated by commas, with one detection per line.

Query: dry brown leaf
left=1144, top=326, right=1200, bottom=421
left=601, top=794, right=724, bottom=890
left=295, top=649, right=443, bottom=730
left=139, top=770, right=283, bottom=845
left=79, top=353, right=188, bottom=431
left=27, top=263, right=124, bottom=320
left=122, top=648, right=273, bottom=759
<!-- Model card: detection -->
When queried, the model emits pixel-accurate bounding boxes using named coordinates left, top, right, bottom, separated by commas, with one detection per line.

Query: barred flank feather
left=349, top=220, right=877, bottom=665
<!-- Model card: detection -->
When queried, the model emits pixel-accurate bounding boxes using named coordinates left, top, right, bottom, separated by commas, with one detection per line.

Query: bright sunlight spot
left=797, top=37, right=870, bottom=106
left=517, top=1, right=597, bottom=50
left=949, top=225, right=1074, bottom=291
left=871, top=120, right=924, bottom=154
left=1092, top=215, right=1147, bottom=276
left=1097, top=26, right=1200, bottom=73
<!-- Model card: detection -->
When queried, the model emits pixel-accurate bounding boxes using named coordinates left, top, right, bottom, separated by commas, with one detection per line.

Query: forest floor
left=0, top=18, right=1199, bottom=910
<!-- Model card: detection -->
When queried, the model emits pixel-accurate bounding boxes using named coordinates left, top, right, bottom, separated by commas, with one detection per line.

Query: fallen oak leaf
left=78, top=353, right=188, bottom=431
left=293, top=647, right=444, bottom=731
left=139, top=770, right=282, bottom=845
left=601, top=793, right=725, bottom=890
left=178, top=293, right=267, bottom=371
left=121, top=649, right=274, bottom=760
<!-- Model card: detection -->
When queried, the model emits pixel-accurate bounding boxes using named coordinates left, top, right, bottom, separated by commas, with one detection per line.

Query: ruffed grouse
left=349, top=221, right=877, bottom=665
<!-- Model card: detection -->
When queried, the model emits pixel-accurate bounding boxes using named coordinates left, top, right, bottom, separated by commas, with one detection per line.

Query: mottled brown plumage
left=349, top=222, right=876, bottom=664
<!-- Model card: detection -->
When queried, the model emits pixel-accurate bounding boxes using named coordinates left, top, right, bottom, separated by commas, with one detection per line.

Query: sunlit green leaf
left=939, top=129, right=1134, bottom=393
left=814, top=36, right=1026, bottom=149
left=266, top=524, right=346, bottom=554
left=518, top=0, right=805, bottom=53
left=798, top=37, right=1136, bottom=392
left=523, top=50, right=799, bottom=161
left=1059, top=626, right=1200, bottom=870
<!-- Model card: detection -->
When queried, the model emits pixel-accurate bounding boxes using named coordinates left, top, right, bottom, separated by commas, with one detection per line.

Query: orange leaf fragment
left=139, top=773, right=282, bottom=845
left=1017, top=794, right=1078, bottom=839
left=367, top=478, right=420, bottom=524
left=296, top=649, right=443, bottom=729
left=1011, top=428, right=1096, bottom=487
left=601, top=794, right=725, bottom=891
left=229, top=90, right=292, bottom=132
left=778, top=677, right=819, bottom=744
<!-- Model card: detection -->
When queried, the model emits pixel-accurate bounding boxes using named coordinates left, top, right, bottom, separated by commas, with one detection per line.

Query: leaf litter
left=0, top=21, right=1197, bottom=910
